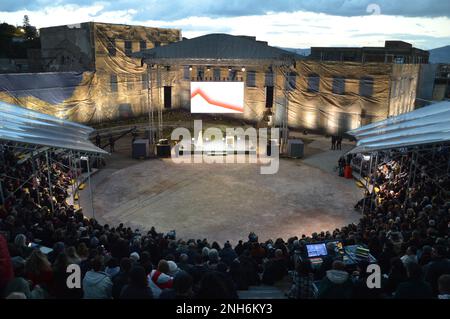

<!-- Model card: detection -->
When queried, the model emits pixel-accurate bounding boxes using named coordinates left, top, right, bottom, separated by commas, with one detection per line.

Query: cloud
left=0, top=0, right=449, bottom=18
left=0, top=2, right=449, bottom=49
left=137, top=11, right=450, bottom=49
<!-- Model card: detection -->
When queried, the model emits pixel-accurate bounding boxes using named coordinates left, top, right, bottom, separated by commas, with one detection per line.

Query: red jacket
left=0, top=234, right=14, bottom=290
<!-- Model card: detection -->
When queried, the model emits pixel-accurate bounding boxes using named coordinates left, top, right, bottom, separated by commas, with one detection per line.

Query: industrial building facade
left=0, top=24, right=421, bottom=134
left=135, top=34, right=420, bottom=135
left=311, top=41, right=429, bottom=64
left=0, top=22, right=182, bottom=122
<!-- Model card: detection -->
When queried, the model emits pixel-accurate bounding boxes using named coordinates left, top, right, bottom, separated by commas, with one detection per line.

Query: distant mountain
left=429, top=45, right=450, bottom=63
left=279, top=47, right=311, bottom=57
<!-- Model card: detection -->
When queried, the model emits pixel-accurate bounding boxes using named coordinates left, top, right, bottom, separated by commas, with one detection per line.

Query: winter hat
left=167, top=260, right=178, bottom=275
left=130, top=252, right=140, bottom=262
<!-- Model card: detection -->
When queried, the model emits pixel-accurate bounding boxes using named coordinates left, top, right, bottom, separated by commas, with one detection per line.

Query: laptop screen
left=306, top=243, right=328, bottom=258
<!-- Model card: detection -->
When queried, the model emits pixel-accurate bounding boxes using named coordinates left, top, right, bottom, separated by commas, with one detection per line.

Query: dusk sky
left=1, top=0, right=449, bottom=49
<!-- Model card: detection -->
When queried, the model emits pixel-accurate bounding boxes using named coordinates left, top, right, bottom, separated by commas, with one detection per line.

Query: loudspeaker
left=288, top=139, right=304, bottom=158
left=157, top=144, right=171, bottom=157
left=132, top=139, right=150, bottom=159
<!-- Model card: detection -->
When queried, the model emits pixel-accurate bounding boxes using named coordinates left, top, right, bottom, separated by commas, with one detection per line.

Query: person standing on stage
left=331, top=136, right=336, bottom=150
left=336, top=136, right=342, bottom=150
left=109, top=133, right=115, bottom=153
left=95, top=132, right=101, bottom=148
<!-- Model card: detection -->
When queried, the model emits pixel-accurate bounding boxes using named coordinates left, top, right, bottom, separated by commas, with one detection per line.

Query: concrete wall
left=40, top=23, right=95, bottom=72
left=388, top=64, right=420, bottom=117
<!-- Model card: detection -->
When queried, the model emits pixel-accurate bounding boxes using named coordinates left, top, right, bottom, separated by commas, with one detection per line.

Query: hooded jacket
left=318, top=269, right=353, bottom=299
left=82, top=270, right=113, bottom=299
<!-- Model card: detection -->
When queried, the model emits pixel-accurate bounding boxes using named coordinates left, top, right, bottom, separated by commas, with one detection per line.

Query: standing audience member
left=318, top=261, right=353, bottom=299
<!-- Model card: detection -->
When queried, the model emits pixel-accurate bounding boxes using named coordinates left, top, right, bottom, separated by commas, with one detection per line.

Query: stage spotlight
left=228, top=66, right=232, bottom=71
left=207, top=66, right=211, bottom=71
left=241, top=67, right=246, bottom=72
left=189, top=66, right=193, bottom=71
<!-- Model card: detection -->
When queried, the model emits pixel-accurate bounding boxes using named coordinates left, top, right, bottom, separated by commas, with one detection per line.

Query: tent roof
left=347, top=101, right=450, bottom=154
left=132, top=33, right=300, bottom=62
left=0, top=101, right=107, bottom=154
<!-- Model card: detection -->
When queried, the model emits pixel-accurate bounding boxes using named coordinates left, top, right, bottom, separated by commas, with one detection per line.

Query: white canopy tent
left=348, top=101, right=450, bottom=154
left=0, top=101, right=107, bottom=155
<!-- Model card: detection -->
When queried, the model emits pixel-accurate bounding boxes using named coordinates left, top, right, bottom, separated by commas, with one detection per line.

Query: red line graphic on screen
left=191, top=88, right=244, bottom=112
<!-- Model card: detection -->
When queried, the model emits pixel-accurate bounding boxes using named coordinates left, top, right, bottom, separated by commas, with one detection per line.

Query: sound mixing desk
left=302, top=242, right=377, bottom=269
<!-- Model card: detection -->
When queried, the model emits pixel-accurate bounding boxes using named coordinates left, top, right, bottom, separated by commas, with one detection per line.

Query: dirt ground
left=80, top=133, right=363, bottom=244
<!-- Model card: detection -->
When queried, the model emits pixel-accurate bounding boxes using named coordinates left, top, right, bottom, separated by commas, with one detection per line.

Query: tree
left=23, top=15, right=38, bottom=40
left=23, top=15, right=30, bottom=28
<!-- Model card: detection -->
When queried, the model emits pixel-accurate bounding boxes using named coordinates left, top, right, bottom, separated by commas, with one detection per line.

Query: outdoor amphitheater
left=0, top=21, right=449, bottom=302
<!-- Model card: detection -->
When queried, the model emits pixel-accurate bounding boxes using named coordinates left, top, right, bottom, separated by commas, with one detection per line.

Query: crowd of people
left=0, top=142, right=449, bottom=299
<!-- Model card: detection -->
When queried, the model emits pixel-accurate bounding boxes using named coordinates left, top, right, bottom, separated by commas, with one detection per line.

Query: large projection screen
left=191, top=82, right=244, bottom=113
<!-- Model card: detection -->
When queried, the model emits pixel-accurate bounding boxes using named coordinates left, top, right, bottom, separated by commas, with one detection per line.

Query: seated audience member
left=220, top=242, right=238, bottom=266
left=438, top=274, right=450, bottom=300
left=206, top=249, right=220, bottom=271
left=82, top=256, right=113, bottom=299
left=119, top=266, right=153, bottom=299
left=190, top=254, right=208, bottom=287
left=0, top=233, right=14, bottom=293
left=25, top=250, right=53, bottom=292
left=149, top=259, right=174, bottom=297
left=65, top=246, right=81, bottom=265
left=287, top=259, right=315, bottom=299
left=3, top=256, right=45, bottom=299
left=168, top=260, right=180, bottom=277
left=230, top=259, right=248, bottom=291
left=139, top=251, right=153, bottom=275
left=239, top=250, right=260, bottom=286
left=424, top=245, right=450, bottom=296
left=401, top=246, right=418, bottom=266
left=394, top=263, right=433, bottom=299
left=177, top=253, right=193, bottom=274
left=196, top=271, right=238, bottom=299
left=112, top=257, right=132, bottom=299
left=419, top=246, right=433, bottom=266
left=160, top=271, right=194, bottom=299
left=351, top=262, right=383, bottom=299
left=262, top=249, right=288, bottom=285
left=11, top=234, right=33, bottom=259
left=385, top=257, right=407, bottom=294
left=51, top=253, right=82, bottom=299
left=105, top=257, right=120, bottom=279
left=318, top=261, right=353, bottom=299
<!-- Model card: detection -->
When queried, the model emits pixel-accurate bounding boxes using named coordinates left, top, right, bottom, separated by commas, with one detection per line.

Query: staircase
left=238, top=285, right=287, bottom=299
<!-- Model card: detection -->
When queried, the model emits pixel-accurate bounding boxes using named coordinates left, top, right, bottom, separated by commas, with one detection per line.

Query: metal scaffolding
left=0, top=142, right=104, bottom=220
left=354, top=142, right=450, bottom=214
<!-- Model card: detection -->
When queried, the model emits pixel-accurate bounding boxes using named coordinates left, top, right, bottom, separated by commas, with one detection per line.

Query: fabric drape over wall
left=0, top=30, right=419, bottom=134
